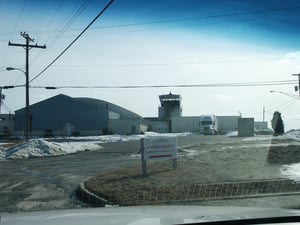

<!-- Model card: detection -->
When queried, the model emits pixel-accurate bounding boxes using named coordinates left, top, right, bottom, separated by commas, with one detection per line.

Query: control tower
left=158, top=92, right=182, bottom=121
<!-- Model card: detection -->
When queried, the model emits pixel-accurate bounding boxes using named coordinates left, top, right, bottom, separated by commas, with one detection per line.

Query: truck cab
left=200, top=115, right=218, bottom=135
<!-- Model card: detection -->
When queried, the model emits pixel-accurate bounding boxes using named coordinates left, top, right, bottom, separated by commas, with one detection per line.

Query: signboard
left=141, top=136, right=177, bottom=176
left=142, top=137, right=177, bottom=160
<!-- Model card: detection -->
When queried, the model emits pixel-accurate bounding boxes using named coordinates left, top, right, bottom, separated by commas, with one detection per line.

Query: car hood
left=1, top=205, right=300, bottom=225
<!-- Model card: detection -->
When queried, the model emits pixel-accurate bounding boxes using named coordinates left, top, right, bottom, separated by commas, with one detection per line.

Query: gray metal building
left=14, top=94, right=148, bottom=136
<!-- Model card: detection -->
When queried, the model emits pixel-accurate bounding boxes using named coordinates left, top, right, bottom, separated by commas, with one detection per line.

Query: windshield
left=201, top=121, right=213, bottom=125
left=1, top=0, right=300, bottom=224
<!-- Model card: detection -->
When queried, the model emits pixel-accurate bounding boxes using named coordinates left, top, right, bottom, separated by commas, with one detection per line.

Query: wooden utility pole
left=8, top=32, right=46, bottom=141
left=0, top=87, right=3, bottom=113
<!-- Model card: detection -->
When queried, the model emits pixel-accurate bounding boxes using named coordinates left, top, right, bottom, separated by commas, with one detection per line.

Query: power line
left=26, top=56, right=300, bottom=68
left=2, top=4, right=300, bottom=37
left=30, top=0, right=92, bottom=64
left=23, top=79, right=296, bottom=89
left=92, top=6, right=300, bottom=30
left=30, top=0, right=114, bottom=83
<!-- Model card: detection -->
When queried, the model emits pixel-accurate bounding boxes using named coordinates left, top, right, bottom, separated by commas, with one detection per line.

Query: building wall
left=149, top=120, right=169, bottom=133
left=14, top=94, right=146, bottom=136
left=0, top=114, right=14, bottom=136
left=158, top=106, right=182, bottom=121
left=238, top=118, right=254, bottom=137
left=109, top=119, right=148, bottom=135
left=217, top=116, right=241, bottom=134
left=15, top=95, right=109, bottom=133
left=171, top=117, right=201, bottom=133
left=255, top=121, right=268, bottom=130
left=15, top=129, right=103, bottom=137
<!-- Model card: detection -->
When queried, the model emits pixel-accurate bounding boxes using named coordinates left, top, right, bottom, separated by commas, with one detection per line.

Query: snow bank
left=3, top=139, right=101, bottom=159
left=226, top=131, right=238, bottom=137
left=283, top=129, right=300, bottom=141
left=281, top=164, right=300, bottom=182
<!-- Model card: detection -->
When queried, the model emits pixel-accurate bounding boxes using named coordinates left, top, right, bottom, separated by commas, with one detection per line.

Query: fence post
left=141, top=138, right=147, bottom=176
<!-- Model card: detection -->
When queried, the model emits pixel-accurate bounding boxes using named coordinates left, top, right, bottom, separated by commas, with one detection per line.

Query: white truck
left=199, top=115, right=218, bottom=135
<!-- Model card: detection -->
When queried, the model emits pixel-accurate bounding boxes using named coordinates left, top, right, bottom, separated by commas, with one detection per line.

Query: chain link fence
left=79, top=179, right=300, bottom=206
left=4, top=178, right=300, bottom=210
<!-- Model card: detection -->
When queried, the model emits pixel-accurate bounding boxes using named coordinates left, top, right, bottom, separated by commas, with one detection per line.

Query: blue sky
left=1, top=0, right=300, bottom=130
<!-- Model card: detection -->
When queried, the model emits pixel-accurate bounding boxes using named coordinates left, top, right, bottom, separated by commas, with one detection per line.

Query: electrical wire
left=30, top=0, right=114, bottom=83
left=92, top=5, right=300, bottom=30
left=30, top=0, right=92, bottom=64
left=3, top=4, right=298, bottom=36
left=27, top=56, right=300, bottom=67
left=265, top=99, right=297, bottom=113
left=24, top=79, right=296, bottom=89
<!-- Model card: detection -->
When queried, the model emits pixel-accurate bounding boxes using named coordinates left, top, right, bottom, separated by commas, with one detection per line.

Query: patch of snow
left=0, top=150, right=4, bottom=160
left=281, top=163, right=300, bottom=182
left=0, top=142, right=10, bottom=145
left=228, top=129, right=300, bottom=142
left=282, top=129, right=300, bottom=141
left=226, top=131, right=238, bottom=137
left=179, top=149, right=198, bottom=157
left=143, top=132, right=192, bottom=137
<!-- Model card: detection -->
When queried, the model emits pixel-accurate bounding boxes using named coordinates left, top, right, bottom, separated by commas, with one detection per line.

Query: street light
left=6, top=66, right=30, bottom=141
left=270, top=90, right=300, bottom=99
left=6, top=67, right=25, bottom=74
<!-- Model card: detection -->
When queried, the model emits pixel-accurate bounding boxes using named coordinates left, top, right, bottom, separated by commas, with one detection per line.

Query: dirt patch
left=268, top=144, right=300, bottom=164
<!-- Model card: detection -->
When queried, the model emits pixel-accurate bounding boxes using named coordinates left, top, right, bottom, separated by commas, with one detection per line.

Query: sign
left=142, top=137, right=177, bottom=160
left=141, top=136, right=177, bottom=176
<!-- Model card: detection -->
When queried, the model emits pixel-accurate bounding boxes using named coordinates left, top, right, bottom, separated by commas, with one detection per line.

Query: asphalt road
left=0, top=134, right=241, bottom=212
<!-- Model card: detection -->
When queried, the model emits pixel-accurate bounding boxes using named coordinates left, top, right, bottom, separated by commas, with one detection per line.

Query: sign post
left=141, top=136, right=177, bottom=176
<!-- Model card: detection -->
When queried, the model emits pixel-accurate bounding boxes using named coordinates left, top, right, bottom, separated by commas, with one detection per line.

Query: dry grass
left=83, top=139, right=295, bottom=206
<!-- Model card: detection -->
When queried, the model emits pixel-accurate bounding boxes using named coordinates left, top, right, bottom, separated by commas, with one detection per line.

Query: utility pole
left=8, top=32, right=46, bottom=141
left=0, top=87, right=3, bottom=113
left=292, top=73, right=300, bottom=96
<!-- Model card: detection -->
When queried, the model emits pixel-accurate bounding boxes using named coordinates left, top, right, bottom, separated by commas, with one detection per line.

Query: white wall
left=0, top=114, right=14, bottom=136
left=217, top=116, right=240, bottom=133
left=171, top=117, right=201, bottom=133
left=109, top=119, right=148, bottom=135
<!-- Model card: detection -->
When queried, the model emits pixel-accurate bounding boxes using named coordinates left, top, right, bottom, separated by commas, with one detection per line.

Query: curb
left=76, top=180, right=108, bottom=207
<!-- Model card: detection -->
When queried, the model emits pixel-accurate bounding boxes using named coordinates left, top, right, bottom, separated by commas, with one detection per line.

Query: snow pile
left=0, top=151, right=4, bottom=160
left=281, top=164, right=300, bottom=182
left=226, top=131, right=238, bottom=137
left=3, top=139, right=101, bottom=159
left=283, top=129, right=300, bottom=140
left=144, top=132, right=191, bottom=137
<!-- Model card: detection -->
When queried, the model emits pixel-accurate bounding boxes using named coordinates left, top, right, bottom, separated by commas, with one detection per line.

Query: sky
left=1, top=0, right=300, bottom=130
